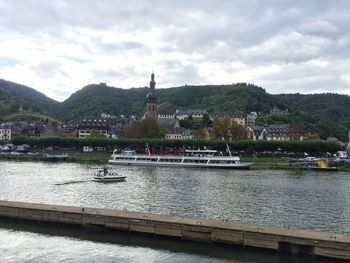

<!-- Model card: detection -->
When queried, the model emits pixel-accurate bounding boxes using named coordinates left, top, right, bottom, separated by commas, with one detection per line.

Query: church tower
left=145, top=72, right=158, bottom=119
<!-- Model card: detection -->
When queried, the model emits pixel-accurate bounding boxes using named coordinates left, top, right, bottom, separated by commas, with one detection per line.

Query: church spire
left=150, top=72, right=156, bottom=92
left=145, top=72, right=158, bottom=119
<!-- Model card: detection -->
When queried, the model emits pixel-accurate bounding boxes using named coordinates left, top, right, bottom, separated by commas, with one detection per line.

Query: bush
left=12, top=136, right=340, bottom=154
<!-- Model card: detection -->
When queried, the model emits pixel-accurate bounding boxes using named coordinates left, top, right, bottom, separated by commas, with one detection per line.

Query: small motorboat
left=92, top=168, right=126, bottom=182
left=308, top=159, right=338, bottom=172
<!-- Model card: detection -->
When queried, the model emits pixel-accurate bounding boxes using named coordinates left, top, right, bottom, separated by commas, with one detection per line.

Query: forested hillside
left=1, top=79, right=350, bottom=141
left=55, top=83, right=147, bottom=120
left=0, top=79, right=59, bottom=116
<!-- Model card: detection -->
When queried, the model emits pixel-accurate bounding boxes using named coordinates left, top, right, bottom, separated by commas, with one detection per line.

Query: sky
left=1, top=0, right=350, bottom=102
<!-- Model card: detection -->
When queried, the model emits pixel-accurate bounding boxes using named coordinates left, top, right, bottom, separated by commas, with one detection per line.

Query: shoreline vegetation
left=1, top=151, right=350, bottom=172
left=1, top=136, right=347, bottom=171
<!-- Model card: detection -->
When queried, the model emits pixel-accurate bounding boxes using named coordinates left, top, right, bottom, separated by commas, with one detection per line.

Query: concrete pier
left=0, top=200, right=349, bottom=261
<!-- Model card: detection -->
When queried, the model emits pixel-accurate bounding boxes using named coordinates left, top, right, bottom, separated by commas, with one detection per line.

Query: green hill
left=1, top=111, right=61, bottom=123
left=1, top=79, right=350, bottom=141
left=0, top=79, right=59, bottom=116
left=56, top=83, right=147, bottom=120
left=157, top=83, right=283, bottom=113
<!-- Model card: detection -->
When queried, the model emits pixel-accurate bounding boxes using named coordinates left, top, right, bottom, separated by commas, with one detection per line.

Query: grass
left=68, top=152, right=111, bottom=164
left=1, top=111, right=62, bottom=123
left=1, top=151, right=350, bottom=171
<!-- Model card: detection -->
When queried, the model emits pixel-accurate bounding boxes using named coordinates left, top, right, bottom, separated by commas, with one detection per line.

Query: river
left=0, top=160, right=349, bottom=262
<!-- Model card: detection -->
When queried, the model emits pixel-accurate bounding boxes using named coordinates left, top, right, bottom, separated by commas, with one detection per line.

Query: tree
left=202, top=113, right=212, bottom=127
left=193, top=128, right=210, bottom=139
left=229, top=121, right=246, bottom=140
left=123, top=121, right=142, bottom=138
left=308, top=133, right=321, bottom=140
left=212, top=116, right=231, bottom=140
left=212, top=116, right=246, bottom=140
left=179, top=118, right=193, bottom=129
left=123, top=118, right=163, bottom=138
left=140, top=118, right=162, bottom=138
left=89, top=129, right=105, bottom=138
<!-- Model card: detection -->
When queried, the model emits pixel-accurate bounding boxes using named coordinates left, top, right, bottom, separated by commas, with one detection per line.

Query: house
left=78, top=118, right=110, bottom=138
left=19, top=121, right=44, bottom=137
left=165, top=127, right=192, bottom=140
left=60, top=124, right=79, bottom=137
left=41, top=121, right=59, bottom=137
left=266, top=124, right=300, bottom=140
left=245, top=124, right=300, bottom=141
left=211, top=111, right=247, bottom=126
left=176, top=109, right=208, bottom=122
left=158, top=118, right=192, bottom=140
left=0, top=127, right=11, bottom=141
left=246, top=113, right=257, bottom=126
left=83, top=146, right=93, bottom=152
left=270, top=107, right=289, bottom=116
left=158, top=110, right=176, bottom=120
left=245, top=125, right=268, bottom=140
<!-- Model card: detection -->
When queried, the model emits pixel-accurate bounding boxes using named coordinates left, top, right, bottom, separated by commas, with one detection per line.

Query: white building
left=78, top=119, right=110, bottom=138
left=0, top=128, right=11, bottom=141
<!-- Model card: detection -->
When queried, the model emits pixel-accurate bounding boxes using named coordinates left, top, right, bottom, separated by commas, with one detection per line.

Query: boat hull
left=108, top=160, right=252, bottom=169
left=92, top=176, right=126, bottom=182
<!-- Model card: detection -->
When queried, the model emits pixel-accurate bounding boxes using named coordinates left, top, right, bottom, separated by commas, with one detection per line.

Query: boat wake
left=54, top=180, right=90, bottom=186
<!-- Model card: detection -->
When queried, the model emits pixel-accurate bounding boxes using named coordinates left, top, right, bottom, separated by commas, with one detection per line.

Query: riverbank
left=0, top=151, right=111, bottom=164
left=1, top=152, right=350, bottom=171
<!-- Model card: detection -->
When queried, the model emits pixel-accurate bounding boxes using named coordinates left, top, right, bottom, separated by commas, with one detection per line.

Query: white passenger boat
left=108, top=146, right=252, bottom=169
left=92, top=168, right=126, bottom=182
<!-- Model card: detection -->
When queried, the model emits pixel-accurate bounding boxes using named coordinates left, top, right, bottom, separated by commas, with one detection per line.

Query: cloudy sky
left=1, top=0, right=350, bottom=101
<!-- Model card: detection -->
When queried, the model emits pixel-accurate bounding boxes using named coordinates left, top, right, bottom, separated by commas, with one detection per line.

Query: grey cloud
left=159, top=60, right=201, bottom=86
left=90, top=38, right=146, bottom=53
left=31, top=61, right=68, bottom=79
left=237, top=32, right=334, bottom=63
left=258, top=61, right=350, bottom=94
left=92, top=67, right=136, bottom=81
left=1, top=0, right=350, bottom=98
left=298, top=20, right=338, bottom=36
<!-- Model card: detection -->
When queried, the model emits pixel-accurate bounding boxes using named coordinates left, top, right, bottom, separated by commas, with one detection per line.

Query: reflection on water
left=0, top=161, right=349, bottom=262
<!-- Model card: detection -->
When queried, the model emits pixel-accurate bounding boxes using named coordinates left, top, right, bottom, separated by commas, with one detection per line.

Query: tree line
left=12, top=136, right=340, bottom=154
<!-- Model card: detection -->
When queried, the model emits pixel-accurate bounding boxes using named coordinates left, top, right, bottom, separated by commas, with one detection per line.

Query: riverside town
left=1, top=73, right=350, bottom=262
left=1, top=2, right=350, bottom=262
left=1, top=73, right=349, bottom=171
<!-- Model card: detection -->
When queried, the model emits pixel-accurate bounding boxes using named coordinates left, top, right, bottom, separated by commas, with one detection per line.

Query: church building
left=144, top=72, right=158, bottom=119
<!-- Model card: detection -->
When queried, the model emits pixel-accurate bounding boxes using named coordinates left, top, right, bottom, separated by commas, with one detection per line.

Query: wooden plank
left=105, top=216, right=130, bottom=230
left=82, top=214, right=106, bottom=226
left=40, top=210, right=60, bottom=222
left=18, top=208, right=44, bottom=221
left=59, top=212, right=82, bottom=225
left=244, top=232, right=279, bottom=250
left=155, top=221, right=182, bottom=237
left=279, top=236, right=314, bottom=246
left=182, top=224, right=212, bottom=243
left=314, top=246, right=350, bottom=260
left=315, top=240, right=350, bottom=250
left=0, top=206, right=19, bottom=218
left=129, top=219, right=156, bottom=234
left=211, top=228, right=243, bottom=245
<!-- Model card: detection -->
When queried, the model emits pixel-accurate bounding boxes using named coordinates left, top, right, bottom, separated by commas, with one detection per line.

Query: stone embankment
left=0, top=200, right=349, bottom=261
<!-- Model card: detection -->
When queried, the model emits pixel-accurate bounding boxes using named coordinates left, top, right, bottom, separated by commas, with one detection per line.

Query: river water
left=0, top=160, right=349, bottom=262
